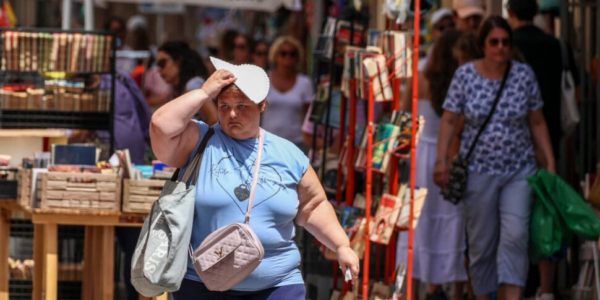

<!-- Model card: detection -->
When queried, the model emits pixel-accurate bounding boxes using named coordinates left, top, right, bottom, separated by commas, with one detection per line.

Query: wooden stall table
left=0, top=199, right=31, bottom=300
left=0, top=199, right=18, bottom=300
left=30, top=208, right=167, bottom=300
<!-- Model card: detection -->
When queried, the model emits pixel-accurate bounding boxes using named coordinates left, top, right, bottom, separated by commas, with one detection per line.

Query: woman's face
left=156, top=51, right=180, bottom=86
left=232, top=36, right=251, bottom=65
left=275, top=42, right=299, bottom=70
left=253, top=43, right=269, bottom=70
left=483, top=27, right=511, bottom=64
left=217, top=86, right=265, bottom=140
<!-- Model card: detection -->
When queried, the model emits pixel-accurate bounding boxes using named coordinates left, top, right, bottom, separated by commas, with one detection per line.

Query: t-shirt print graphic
left=211, top=156, right=287, bottom=215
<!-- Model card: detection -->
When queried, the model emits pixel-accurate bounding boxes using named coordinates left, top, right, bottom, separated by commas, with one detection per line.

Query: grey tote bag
left=131, top=128, right=214, bottom=297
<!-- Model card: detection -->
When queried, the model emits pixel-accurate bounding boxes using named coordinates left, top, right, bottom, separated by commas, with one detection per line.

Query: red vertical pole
left=407, top=1, right=421, bottom=299
left=385, top=155, right=400, bottom=284
left=336, top=93, right=348, bottom=205
left=362, top=80, right=375, bottom=300
left=345, top=79, right=357, bottom=206
left=392, top=77, right=401, bottom=111
left=386, top=230, right=398, bottom=283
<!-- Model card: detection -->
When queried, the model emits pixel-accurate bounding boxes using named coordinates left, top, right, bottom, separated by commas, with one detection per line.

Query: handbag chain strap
left=464, top=62, right=511, bottom=161
left=244, top=129, right=265, bottom=224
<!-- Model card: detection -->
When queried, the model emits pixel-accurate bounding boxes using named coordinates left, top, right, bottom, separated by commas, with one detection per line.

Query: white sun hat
left=209, top=56, right=270, bottom=104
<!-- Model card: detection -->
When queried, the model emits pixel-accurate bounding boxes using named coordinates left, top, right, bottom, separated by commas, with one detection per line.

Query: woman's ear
left=259, top=101, right=268, bottom=112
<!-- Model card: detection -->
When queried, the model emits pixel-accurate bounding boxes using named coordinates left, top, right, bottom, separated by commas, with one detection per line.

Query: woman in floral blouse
left=434, top=16, right=555, bottom=300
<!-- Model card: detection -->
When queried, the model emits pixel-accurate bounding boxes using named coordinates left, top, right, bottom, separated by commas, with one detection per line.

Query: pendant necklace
left=233, top=164, right=253, bottom=201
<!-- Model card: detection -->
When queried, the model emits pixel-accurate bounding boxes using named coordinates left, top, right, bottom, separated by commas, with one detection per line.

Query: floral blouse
left=443, top=61, right=543, bottom=175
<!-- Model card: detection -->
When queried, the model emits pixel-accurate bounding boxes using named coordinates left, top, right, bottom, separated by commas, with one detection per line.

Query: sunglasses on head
left=488, top=38, right=511, bottom=47
left=156, top=58, right=167, bottom=69
left=278, top=50, right=297, bottom=58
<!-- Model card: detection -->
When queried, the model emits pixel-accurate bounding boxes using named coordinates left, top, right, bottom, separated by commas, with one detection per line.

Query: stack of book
left=1, top=31, right=113, bottom=73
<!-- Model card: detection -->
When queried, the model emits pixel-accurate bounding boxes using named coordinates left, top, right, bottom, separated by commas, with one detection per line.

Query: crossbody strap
left=188, top=129, right=265, bottom=260
left=244, top=129, right=265, bottom=224
left=464, top=62, right=511, bottom=161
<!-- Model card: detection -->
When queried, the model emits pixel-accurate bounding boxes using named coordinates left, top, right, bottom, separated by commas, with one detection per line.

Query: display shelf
left=0, top=129, right=68, bottom=138
left=0, top=27, right=115, bottom=152
left=0, top=110, right=111, bottom=130
left=0, top=70, right=111, bottom=76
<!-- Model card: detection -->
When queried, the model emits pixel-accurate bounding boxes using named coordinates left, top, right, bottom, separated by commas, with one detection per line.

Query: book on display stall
left=369, top=193, right=402, bottom=245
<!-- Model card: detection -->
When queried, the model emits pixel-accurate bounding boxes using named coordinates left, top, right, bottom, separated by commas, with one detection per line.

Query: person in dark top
left=508, top=2, right=579, bottom=299
left=508, top=0, right=578, bottom=161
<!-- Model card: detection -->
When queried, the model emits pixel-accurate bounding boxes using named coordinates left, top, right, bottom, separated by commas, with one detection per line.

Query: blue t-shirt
left=184, top=122, right=309, bottom=291
left=443, top=61, right=543, bottom=175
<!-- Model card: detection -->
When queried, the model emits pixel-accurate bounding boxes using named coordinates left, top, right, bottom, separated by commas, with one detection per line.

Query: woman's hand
left=545, top=161, right=556, bottom=174
left=201, top=70, right=236, bottom=100
left=336, top=246, right=360, bottom=285
left=433, top=159, right=449, bottom=189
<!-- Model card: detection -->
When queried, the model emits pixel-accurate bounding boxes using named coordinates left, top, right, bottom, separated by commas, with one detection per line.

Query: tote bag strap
left=170, top=127, right=215, bottom=186
left=145, top=127, right=214, bottom=246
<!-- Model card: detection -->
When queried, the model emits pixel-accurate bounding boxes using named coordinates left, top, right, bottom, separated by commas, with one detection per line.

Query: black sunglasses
left=278, top=50, right=298, bottom=58
left=488, top=38, right=511, bottom=47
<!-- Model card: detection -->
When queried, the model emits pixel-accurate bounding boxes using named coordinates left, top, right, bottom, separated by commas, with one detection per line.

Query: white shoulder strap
left=244, top=129, right=264, bottom=224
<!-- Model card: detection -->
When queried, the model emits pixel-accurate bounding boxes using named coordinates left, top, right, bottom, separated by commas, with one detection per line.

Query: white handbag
left=190, top=129, right=265, bottom=291
left=560, top=41, right=579, bottom=135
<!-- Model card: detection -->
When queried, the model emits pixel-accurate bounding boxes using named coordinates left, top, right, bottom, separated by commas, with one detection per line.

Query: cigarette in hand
left=344, top=268, right=352, bottom=282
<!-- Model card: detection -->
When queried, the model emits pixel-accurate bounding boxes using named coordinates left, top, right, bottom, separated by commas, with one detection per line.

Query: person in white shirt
left=262, top=36, right=314, bottom=149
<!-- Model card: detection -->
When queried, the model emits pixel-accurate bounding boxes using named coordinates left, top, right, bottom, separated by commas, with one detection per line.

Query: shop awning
left=103, top=0, right=302, bottom=12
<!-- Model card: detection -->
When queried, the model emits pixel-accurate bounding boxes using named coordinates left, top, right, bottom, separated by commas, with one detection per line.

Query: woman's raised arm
left=150, top=70, right=235, bottom=167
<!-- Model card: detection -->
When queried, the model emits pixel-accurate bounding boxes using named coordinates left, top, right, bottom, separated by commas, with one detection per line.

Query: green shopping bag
left=528, top=169, right=600, bottom=259
left=529, top=173, right=566, bottom=258
left=536, top=169, right=600, bottom=239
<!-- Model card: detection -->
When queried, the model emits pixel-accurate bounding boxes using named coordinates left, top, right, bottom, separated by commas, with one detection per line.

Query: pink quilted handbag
left=190, top=130, right=265, bottom=291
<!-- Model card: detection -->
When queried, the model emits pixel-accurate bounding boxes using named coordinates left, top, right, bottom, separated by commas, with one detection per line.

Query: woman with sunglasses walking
left=434, top=16, right=554, bottom=300
left=262, top=36, right=314, bottom=150
left=156, top=41, right=218, bottom=125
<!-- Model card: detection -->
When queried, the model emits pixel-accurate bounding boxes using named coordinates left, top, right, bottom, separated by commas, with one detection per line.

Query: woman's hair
left=477, top=16, right=513, bottom=49
left=455, top=32, right=483, bottom=62
left=424, top=29, right=462, bottom=116
left=268, top=35, right=304, bottom=70
left=158, top=41, right=208, bottom=96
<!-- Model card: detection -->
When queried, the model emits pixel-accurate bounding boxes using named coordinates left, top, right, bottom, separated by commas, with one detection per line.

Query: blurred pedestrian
left=220, top=30, right=253, bottom=65
left=252, top=40, right=270, bottom=70
left=262, top=36, right=313, bottom=149
left=156, top=41, right=217, bottom=125
left=453, top=0, right=485, bottom=32
left=434, top=16, right=555, bottom=300
left=507, top=1, right=580, bottom=299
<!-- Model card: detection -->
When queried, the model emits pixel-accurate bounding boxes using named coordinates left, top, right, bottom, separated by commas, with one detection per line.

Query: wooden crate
left=40, top=172, right=121, bottom=212
left=122, top=179, right=165, bottom=213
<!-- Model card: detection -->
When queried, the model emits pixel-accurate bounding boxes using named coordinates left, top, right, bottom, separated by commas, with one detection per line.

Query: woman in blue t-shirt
left=150, top=57, right=359, bottom=299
